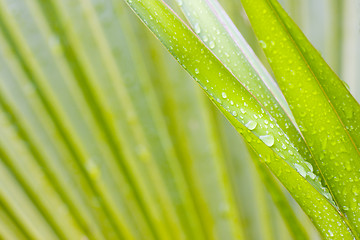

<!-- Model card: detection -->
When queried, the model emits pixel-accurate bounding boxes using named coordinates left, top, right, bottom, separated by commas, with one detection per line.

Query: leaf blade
left=123, top=0, right=355, bottom=238
left=241, top=0, right=360, bottom=236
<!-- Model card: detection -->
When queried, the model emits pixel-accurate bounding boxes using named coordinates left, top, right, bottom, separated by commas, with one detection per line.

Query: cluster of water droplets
left=189, top=45, right=334, bottom=205
left=215, top=89, right=334, bottom=203
left=172, top=0, right=335, bottom=205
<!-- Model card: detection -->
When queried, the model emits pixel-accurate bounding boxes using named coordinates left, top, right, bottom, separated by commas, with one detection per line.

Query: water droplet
left=259, top=40, right=266, bottom=48
left=259, top=135, right=274, bottom=147
left=353, top=186, right=359, bottom=196
left=304, top=161, right=313, bottom=172
left=294, top=163, right=306, bottom=177
left=195, top=68, right=199, bottom=74
left=324, top=192, right=333, bottom=201
left=232, top=111, right=237, bottom=116
left=194, top=23, right=201, bottom=34
left=245, top=121, right=257, bottom=130
left=308, top=172, right=316, bottom=179
left=209, top=41, right=215, bottom=49
left=222, top=92, right=227, bottom=98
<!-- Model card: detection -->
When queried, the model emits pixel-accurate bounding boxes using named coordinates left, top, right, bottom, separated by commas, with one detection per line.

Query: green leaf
left=176, top=0, right=309, bottom=238
left=240, top=0, right=360, bottom=236
left=0, top=0, right=358, bottom=239
left=177, top=0, right=315, bottom=165
left=248, top=148, right=308, bottom=240
left=124, top=0, right=355, bottom=238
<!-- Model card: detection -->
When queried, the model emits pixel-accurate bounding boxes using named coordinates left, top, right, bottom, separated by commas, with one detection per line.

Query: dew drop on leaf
left=194, top=23, right=201, bottom=34
left=259, top=134, right=274, bottom=147
left=304, top=161, right=313, bottom=172
left=259, top=40, right=266, bottom=48
left=308, top=172, right=316, bottom=179
left=352, top=186, right=359, bottom=196
left=294, top=163, right=307, bottom=178
left=245, top=120, right=257, bottom=130
left=209, top=41, right=215, bottom=49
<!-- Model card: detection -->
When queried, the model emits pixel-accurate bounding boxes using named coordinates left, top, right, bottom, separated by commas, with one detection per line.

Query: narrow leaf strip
left=241, top=0, right=360, bottom=235
left=248, top=148, right=309, bottom=240
left=221, top=107, right=353, bottom=240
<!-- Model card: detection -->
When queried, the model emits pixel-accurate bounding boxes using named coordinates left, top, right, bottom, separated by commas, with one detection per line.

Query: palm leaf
left=240, top=0, right=360, bottom=236
left=124, top=0, right=355, bottom=238
left=0, top=0, right=358, bottom=239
